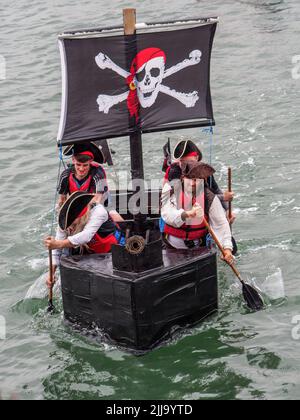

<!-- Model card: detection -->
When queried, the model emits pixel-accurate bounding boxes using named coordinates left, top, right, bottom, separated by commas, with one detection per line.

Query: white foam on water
left=249, top=240, right=291, bottom=253
left=239, top=157, right=256, bottom=169
left=247, top=127, right=256, bottom=134
left=234, top=207, right=259, bottom=215
left=270, top=198, right=295, bottom=213
left=26, top=258, right=47, bottom=270
left=262, top=268, right=285, bottom=300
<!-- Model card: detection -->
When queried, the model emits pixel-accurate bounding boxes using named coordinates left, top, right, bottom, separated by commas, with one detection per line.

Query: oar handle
left=49, top=249, right=54, bottom=302
left=228, top=167, right=232, bottom=223
left=203, top=218, right=242, bottom=282
left=227, top=257, right=242, bottom=281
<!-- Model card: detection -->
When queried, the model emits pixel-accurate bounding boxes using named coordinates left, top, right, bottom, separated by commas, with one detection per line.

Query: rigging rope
left=202, top=122, right=214, bottom=188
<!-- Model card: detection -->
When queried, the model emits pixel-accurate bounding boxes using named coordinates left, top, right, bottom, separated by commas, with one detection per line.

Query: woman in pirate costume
left=163, top=139, right=235, bottom=222
left=57, top=142, right=108, bottom=208
left=44, top=191, right=125, bottom=288
left=161, top=161, right=234, bottom=265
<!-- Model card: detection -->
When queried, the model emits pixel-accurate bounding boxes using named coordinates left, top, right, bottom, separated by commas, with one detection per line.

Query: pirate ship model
left=57, top=9, right=219, bottom=351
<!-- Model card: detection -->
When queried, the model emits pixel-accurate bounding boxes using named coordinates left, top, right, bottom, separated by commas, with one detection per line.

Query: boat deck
left=61, top=247, right=216, bottom=281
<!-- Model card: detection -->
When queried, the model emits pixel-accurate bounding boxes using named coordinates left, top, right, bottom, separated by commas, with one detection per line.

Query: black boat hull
left=60, top=248, right=218, bottom=351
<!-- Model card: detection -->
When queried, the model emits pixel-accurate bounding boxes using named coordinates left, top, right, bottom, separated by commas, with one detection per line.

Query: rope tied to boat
left=125, top=235, right=146, bottom=255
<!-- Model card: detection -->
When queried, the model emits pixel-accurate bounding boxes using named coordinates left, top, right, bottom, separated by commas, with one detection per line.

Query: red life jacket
left=87, top=232, right=118, bottom=254
left=68, top=163, right=106, bottom=194
left=69, top=173, right=93, bottom=193
left=164, top=190, right=208, bottom=241
left=85, top=215, right=118, bottom=254
left=164, top=166, right=171, bottom=181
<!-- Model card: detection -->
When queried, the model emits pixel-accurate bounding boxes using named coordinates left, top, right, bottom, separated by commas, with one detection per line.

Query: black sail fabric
left=57, top=21, right=217, bottom=144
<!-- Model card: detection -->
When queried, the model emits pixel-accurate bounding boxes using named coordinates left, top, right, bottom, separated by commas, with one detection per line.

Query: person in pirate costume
left=161, top=161, right=234, bottom=265
left=57, top=142, right=108, bottom=208
left=162, top=139, right=235, bottom=223
left=44, top=191, right=125, bottom=288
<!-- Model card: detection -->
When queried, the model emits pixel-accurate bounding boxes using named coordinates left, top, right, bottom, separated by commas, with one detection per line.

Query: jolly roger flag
left=57, top=19, right=218, bottom=145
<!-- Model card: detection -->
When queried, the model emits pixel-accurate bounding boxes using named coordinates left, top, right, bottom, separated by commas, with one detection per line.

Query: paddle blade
left=47, top=300, right=55, bottom=314
left=232, top=236, right=238, bottom=256
left=242, top=283, right=265, bottom=311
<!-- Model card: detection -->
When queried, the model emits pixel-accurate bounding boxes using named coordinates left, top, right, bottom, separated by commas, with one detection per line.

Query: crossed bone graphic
left=95, top=49, right=202, bottom=114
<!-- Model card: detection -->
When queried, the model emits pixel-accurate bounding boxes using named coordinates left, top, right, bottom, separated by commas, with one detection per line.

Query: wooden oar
left=228, top=167, right=238, bottom=255
left=203, top=219, right=264, bottom=311
left=47, top=249, right=55, bottom=313
left=228, top=167, right=233, bottom=222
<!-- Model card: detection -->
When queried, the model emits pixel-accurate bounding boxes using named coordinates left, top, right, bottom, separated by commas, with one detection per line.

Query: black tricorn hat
left=181, top=161, right=215, bottom=180
left=173, top=140, right=203, bottom=161
left=63, top=142, right=105, bottom=164
left=58, top=191, right=95, bottom=231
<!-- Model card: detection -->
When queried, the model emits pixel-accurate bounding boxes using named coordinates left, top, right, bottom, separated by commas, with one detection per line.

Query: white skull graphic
left=135, top=56, right=165, bottom=108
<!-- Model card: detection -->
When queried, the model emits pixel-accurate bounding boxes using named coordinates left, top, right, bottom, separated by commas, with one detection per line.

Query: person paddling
left=44, top=191, right=125, bottom=288
left=161, top=161, right=234, bottom=265
left=163, top=139, right=236, bottom=224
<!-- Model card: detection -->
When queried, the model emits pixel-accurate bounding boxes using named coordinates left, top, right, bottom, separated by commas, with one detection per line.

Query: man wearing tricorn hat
left=44, top=191, right=125, bottom=288
left=161, top=160, right=234, bottom=264
left=163, top=139, right=235, bottom=223
left=57, top=142, right=108, bottom=208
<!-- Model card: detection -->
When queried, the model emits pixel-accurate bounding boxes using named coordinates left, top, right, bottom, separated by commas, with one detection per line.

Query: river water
left=1, top=0, right=300, bottom=400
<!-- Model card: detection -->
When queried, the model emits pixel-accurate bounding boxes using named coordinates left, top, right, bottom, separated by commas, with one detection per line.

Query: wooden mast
left=123, top=9, right=146, bottom=231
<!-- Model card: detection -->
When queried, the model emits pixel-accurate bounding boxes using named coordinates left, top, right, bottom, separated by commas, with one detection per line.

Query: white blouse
left=52, top=204, right=108, bottom=266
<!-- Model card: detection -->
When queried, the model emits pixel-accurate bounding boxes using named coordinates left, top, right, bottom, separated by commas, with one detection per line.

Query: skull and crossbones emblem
left=95, top=47, right=202, bottom=120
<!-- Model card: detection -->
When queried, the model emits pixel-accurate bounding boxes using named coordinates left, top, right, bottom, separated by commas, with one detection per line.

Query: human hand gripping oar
left=203, top=219, right=264, bottom=311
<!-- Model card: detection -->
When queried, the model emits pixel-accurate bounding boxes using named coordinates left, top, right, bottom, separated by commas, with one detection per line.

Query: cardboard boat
left=60, top=190, right=218, bottom=351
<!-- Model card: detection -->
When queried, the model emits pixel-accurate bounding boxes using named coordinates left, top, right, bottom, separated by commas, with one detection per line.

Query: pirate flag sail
left=57, top=17, right=217, bottom=143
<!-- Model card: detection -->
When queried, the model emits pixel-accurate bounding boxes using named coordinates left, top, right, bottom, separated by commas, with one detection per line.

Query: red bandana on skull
left=126, top=48, right=166, bottom=122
